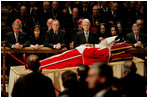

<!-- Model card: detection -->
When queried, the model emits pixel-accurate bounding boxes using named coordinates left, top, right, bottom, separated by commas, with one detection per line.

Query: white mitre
left=95, top=36, right=118, bottom=49
left=76, top=36, right=118, bottom=54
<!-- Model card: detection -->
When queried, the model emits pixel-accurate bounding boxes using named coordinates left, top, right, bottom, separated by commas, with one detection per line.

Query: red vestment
left=40, top=48, right=109, bottom=69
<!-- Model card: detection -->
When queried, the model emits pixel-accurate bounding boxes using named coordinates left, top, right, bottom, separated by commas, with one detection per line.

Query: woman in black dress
left=29, top=25, right=45, bottom=50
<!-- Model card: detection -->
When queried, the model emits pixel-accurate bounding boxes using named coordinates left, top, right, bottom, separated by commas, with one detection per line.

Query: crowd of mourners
left=1, top=1, right=147, bottom=97
left=11, top=54, right=147, bottom=97
left=2, top=1, right=147, bottom=49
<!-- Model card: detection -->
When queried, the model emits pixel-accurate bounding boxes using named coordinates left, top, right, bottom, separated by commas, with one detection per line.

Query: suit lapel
left=139, top=33, right=142, bottom=41
left=12, top=32, right=17, bottom=43
left=88, top=31, right=92, bottom=43
left=131, top=33, right=136, bottom=42
left=51, top=30, right=57, bottom=42
left=18, top=32, right=21, bottom=42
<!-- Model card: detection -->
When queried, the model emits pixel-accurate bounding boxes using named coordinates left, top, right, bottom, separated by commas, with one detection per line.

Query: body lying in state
left=39, top=36, right=132, bottom=69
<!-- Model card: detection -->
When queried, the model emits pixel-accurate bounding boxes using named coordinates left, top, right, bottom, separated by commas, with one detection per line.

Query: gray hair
left=122, top=60, right=137, bottom=74
left=52, top=19, right=60, bottom=25
left=12, top=21, right=21, bottom=28
left=117, top=23, right=122, bottom=27
left=132, top=23, right=140, bottom=29
left=47, top=18, right=53, bottom=23
left=43, top=1, right=50, bottom=6
left=82, top=19, right=91, bottom=25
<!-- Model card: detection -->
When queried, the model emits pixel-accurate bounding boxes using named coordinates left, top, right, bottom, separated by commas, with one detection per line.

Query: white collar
left=134, top=34, right=139, bottom=36
left=54, top=31, right=58, bottom=34
left=84, top=31, right=89, bottom=34
left=14, top=32, right=18, bottom=36
left=95, top=88, right=108, bottom=97
left=111, top=10, right=114, bottom=15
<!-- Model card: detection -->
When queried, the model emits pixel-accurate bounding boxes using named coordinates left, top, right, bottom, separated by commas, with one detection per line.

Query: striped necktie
left=85, top=32, right=89, bottom=42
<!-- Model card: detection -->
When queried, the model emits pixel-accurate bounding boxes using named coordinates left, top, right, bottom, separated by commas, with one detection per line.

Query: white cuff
left=11, top=45, right=15, bottom=48
left=53, top=45, right=56, bottom=48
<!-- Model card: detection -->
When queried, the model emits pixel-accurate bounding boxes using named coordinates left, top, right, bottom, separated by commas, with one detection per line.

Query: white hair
left=82, top=19, right=91, bottom=25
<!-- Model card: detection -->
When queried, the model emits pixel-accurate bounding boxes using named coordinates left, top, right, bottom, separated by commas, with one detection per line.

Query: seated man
left=46, top=18, right=53, bottom=31
left=5, top=21, right=28, bottom=49
left=74, top=19, right=98, bottom=48
left=40, top=36, right=132, bottom=69
left=44, top=19, right=66, bottom=49
left=12, top=54, right=56, bottom=97
left=126, top=23, right=146, bottom=48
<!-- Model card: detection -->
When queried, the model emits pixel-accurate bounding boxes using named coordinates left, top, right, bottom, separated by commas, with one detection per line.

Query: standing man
left=48, top=1, right=61, bottom=22
left=45, top=19, right=66, bottom=49
left=120, top=61, right=146, bottom=96
left=12, top=54, right=56, bottom=97
left=86, top=62, right=121, bottom=97
left=5, top=21, right=28, bottom=49
left=89, top=5, right=102, bottom=27
left=107, top=2, right=121, bottom=25
left=74, top=19, right=98, bottom=48
left=126, top=23, right=146, bottom=48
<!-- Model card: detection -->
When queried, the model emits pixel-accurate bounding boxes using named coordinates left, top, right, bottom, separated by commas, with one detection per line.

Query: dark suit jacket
left=48, top=9, right=62, bottom=22
left=103, top=88, right=121, bottom=97
left=74, top=30, right=98, bottom=48
left=107, top=8, right=121, bottom=25
left=28, top=35, right=45, bottom=46
left=120, top=73, right=147, bottom=97
left=5, top=31, right=28, bottom=48
left=6, top=9, right=20, bottom=28
left=126, top=32, right=146, bottom=48
left=12, top=72, right=56, bottom=97
left=79, top=7, right=91, bottom=19
left=44, top=29, right=66, bottom=48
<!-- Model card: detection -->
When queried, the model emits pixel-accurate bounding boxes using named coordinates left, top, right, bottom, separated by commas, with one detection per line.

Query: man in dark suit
left=86, top=62, right=121, bottom=97
left=11, top=54, right=56, bottom=97
left=74, top=19, right=98, bottom=48
left=6, top=2, right=21, bottom=28
left=126, top=23, right=146, bottom=48
left=107, top=2, right=121, bottom=25
left=79, top=1, right=91, bottom=19
left=65, top=1, right=73, bottom=15
left=120, top=60, right=147, bottom=97
left=48, top=1, right=62, bottom=22
left=45, top=19, right=66, bottom=49
left=59, top=70, right=87, bottom=97
left=88, top=5, right=101, bottom=27
left=5, top=21, right=28, bottom=49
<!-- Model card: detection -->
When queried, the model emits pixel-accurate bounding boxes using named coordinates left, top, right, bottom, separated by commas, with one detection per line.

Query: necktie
left=55, top=32, right=58, bottom=35
left=85, top=32, right=89, bottom=42
left=136, top=35, right=139, bottom=41
left=15, top=34, right=18, bottom=43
